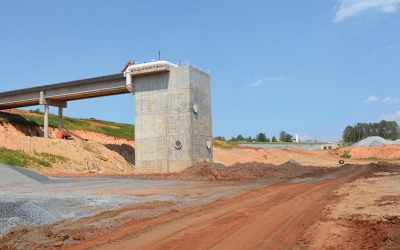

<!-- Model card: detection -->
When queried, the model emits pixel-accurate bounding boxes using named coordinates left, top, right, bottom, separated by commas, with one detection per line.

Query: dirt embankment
left=0, top=122, right=135, bottom=175
left=338, top=144, right=400, bottom=160
left=213, top=146, right=343, bottom=167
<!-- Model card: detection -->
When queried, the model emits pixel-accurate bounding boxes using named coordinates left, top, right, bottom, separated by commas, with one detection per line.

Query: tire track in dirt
left=67, top=165, right=368, bottom=250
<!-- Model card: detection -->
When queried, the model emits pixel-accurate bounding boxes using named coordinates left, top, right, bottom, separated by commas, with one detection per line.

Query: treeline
left=215, top=131, right=295, bottom=143
left=342, top=120, right=400, bottom=143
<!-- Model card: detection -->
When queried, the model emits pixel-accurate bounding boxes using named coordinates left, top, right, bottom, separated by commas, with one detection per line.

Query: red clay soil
left=139, top=162, right=329, bottom=181
left=2, top=163, right=399, bottom=250
left=60, top=164, right=394, bottom=250
left=339, top=144, right=400, bottom=159
left=307, top=214, right=400, bottom=250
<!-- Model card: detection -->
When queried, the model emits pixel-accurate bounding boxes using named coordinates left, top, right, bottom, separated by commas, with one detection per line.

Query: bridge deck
left=0, top=64, right=171, bottom=110
left=0, top=74, right=126, bottom=110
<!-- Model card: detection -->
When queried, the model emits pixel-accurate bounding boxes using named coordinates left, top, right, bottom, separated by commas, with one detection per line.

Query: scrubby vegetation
left=340, top=150, right=352, bottom=159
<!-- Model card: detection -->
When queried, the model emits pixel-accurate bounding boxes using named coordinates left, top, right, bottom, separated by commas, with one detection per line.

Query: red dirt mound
left=144, top=162, right=329, bottom=181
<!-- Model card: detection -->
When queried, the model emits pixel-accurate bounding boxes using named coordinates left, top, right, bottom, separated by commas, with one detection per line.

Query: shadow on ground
left=105, top=144, right=135, bottom=165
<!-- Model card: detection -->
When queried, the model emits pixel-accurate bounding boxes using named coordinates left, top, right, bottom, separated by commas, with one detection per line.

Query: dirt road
left=67, top=165, right=367, bottom=250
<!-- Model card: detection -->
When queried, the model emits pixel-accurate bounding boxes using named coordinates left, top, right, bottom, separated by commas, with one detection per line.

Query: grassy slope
left=0, top=109, right=135, bottom=140
left=0, top=109, right=132, bottom=168
left=0, top=147, right=67, bottom=168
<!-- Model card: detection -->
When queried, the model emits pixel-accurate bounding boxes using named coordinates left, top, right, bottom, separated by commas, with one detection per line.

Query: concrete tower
left=134, top=66, right=213, bottom=173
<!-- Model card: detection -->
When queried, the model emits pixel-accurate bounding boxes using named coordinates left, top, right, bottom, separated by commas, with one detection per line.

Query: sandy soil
left=301, top=162, right=400, bottom=249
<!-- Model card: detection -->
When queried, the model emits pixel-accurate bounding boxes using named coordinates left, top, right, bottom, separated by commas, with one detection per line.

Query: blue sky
left=1, top=0, right=400, bottom=141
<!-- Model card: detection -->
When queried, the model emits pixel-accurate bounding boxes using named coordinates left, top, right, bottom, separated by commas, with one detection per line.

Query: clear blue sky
left=1, top=0, right=400, bottom=141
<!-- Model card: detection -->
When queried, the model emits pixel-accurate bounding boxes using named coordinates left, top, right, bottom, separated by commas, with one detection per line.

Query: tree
left=236, top=134, right=245, bottom=141
left=255, top=133, right=268, bottom=142
left=230, top=134, right=245, bottom=142
left=271, top=136, right=277, bottom=142
left=342, top=120, right=400, bottom=143
left=279, top=131, right=293, bottom=142
left=342, top=126, right=355, bottom=143
left=214, top=136, right=226, bottom=141
left=266, top=137, right=271, bottom=142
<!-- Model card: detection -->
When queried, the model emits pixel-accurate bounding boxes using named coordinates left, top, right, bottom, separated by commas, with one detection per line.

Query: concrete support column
left=44, top=104, right=49, bottom=138
left=58, top=107, right=63, bottom=130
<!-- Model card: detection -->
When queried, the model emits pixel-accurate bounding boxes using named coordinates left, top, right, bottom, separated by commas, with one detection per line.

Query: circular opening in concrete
left=174, top=139, right=183, bottom=149
left=193, top=104, right=198, bottom=114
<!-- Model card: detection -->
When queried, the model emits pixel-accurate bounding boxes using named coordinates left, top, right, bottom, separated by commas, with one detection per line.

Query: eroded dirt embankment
left=338, top=144, right=400, bottom=159
left=0, top=122, right=136, bottom=175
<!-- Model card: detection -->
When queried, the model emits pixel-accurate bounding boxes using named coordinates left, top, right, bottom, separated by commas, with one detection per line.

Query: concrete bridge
left=0, top=61, right=213, bottom=173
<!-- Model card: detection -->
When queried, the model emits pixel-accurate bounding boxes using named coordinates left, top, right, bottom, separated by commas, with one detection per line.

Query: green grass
left=356, top=157, right=400, bottom=161
left=36, top=152, right=68, bottom=164
left=234, top=141, right=326, bottom=145
left=213, top=140, right=238, bottom=150
left=0, top=110, right=135, bottom=140
left=0, top=147, right=52, bottom=168
left=213, top=140, right=326, bottom=149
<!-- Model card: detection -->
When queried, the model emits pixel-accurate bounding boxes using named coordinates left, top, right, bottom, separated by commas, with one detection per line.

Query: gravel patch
left=1, top=164, right=253, bottom=237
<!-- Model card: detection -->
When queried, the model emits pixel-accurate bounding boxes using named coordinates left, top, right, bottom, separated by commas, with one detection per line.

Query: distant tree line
left=342, top=120, right=400, bottom=143
left=215, top=131, right=294, bottom=143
